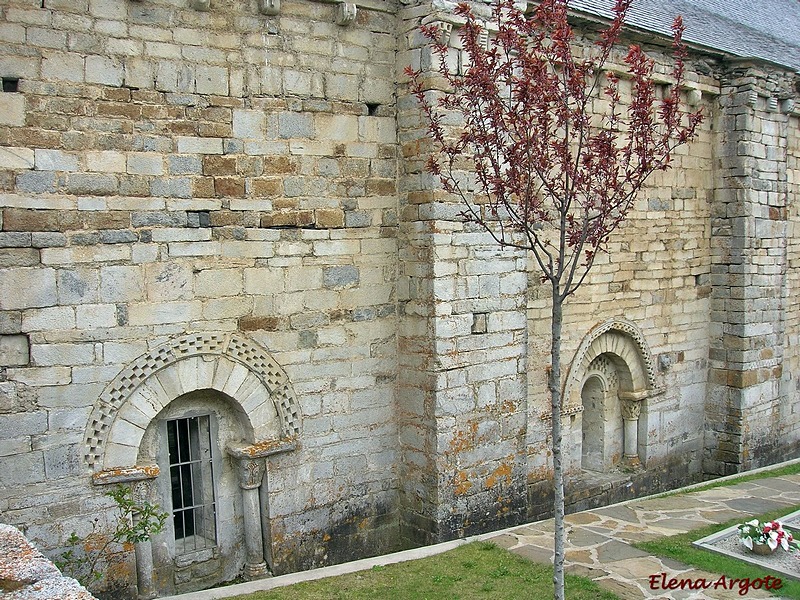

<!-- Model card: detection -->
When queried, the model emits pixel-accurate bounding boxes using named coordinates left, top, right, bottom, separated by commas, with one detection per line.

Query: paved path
left=485, top=472, right=800, bottom=599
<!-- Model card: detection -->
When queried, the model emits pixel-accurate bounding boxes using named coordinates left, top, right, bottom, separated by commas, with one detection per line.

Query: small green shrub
left=56, top=485, right=168, bottom=587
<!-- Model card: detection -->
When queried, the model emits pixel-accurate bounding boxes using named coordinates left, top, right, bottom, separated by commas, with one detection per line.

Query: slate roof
left=570, top=0, right=800, bottom=72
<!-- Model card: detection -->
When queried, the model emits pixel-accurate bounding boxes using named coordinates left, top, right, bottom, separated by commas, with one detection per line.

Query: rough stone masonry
left=0, top=0, right=798, bottom=597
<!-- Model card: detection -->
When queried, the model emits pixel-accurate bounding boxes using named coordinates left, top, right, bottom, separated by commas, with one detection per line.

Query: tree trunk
left=550, top=287, right=565, bottom=600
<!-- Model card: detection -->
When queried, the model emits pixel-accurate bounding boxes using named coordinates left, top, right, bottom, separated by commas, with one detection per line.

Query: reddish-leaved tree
left=406, top=0, right=703, bottom=597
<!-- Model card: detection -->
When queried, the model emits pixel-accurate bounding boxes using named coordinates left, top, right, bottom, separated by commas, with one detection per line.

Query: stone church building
left=0, top=0, right=798, bottom=596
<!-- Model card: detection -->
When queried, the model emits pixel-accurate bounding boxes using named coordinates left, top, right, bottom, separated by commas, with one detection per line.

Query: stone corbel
left=767, top=96, right=779, bottom=112
left=782, top=98, right=798, bottom=115
left=686, top=88, right=702, bottom=107
left=335, top=2, right=357, bottom=26
left=259, top=0, right=280, bottom=16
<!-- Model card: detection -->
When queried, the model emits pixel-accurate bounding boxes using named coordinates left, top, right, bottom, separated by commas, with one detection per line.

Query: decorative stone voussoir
left=84, top=332, right=302, bottom=470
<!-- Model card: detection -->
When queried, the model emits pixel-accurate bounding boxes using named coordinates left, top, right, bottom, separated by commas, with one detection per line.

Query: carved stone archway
left=84, top=332, right=301, bottom=471
left=83, top=332, right=302, bottom=595
left=564, top=320, right=661, bottom=469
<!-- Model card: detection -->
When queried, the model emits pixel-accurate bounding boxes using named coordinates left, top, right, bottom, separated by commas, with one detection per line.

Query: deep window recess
left=2, top=78, right=19, bottom=93
left=167, top=415, right=218, bottom=554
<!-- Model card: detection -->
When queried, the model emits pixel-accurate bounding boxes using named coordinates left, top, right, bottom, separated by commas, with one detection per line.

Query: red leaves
left=407, top=0, right=703, bottom=297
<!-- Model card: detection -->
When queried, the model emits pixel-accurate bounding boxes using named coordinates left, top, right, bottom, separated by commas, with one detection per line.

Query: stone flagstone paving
left=485, top=474, right=800, bottom=599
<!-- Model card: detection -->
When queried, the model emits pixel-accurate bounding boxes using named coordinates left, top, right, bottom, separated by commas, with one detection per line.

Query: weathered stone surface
left=0, top=0, right=798, bottom=597
left=0, top=524, right=96, bottom=599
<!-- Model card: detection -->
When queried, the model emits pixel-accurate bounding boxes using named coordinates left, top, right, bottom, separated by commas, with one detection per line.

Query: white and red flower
left=738, top=519, right=799, bottom=552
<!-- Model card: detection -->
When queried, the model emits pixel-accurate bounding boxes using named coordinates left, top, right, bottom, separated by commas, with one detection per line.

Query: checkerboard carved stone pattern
left=561, top=319, right=659, bottom=415
left=84, top=332, right=301, bottom=470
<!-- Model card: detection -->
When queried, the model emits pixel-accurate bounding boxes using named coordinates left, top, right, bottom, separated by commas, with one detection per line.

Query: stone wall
left=1, top=0, right=800, bottom=597
left=705, top=65, right=800, bottom=475
left=0, top=0, right=400, bottom=595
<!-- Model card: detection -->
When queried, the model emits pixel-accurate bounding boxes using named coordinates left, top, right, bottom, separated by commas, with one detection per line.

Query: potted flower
left=738, top=519, right=800, bottom=555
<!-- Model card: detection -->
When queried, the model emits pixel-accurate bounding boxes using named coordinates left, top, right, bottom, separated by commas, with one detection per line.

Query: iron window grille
left=167, top=415, right=218, bottom=554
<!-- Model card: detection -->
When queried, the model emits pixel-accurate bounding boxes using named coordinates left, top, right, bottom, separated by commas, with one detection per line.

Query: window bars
left=167, top=415, right=218, bottom=554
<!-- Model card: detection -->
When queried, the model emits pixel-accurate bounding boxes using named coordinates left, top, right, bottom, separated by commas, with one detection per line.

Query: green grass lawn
left=225, top=541, right=619, bottom=600
left=224, top=462, right=800, bottom=600
left=664, top=461, right=800, bottom=496
left=635, top=505, right=800, bottom=599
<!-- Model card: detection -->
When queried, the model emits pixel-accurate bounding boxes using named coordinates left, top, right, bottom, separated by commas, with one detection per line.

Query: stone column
left=234, top=456, right=269, bottom=579
left=227, top=439, right=295, bottom=579
left=130, top=479, right=158, bottom=600
left=619, top=391, right=647, bottom=462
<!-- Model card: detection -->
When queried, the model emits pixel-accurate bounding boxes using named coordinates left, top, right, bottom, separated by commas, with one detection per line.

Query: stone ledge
left=0, top=523, right=97, bottom=599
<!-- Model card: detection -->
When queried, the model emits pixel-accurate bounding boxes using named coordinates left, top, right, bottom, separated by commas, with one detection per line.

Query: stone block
left=315, top=114, right=359, bottom=142
left=0, top=411, right=46, bottom=439
left=22, top=306, right=76, bottom=332
left=0, top=146, right=33, bottom=169
left=233, top=109, right=266, bottom=140
left=324, top=73, right=360, bottom=102
left=0, top=334, right=29, bottom=366
left=150, top=177, right=192, bottom=198
left=323, top=265, right=359, bottom=289
left=76, top=304, right=117, bottom=329
left=176, top=136, right=224, bottom=154
left=57, top=269, right=99, bottom=305
left=66, top=173, right=119, bottom=195
left=195, top=269, right=244, bottom=297
left=127, top=152, right=164, bottom=175
left=44, top=443, right=84, bottom=479
left=16, top=171, right=57, bottom=194
left=0, top=232, right=32, bottom=248
left=41, top=51, right=85, bottom=83
left=31, top=342, right=95, bottom=366
left=0, top=94, right=25, bottom=126
left=0, top=437, right=31, bottom=457
left=85, top=54, right=124, bottom=86
left=0, top=268, right=57, bottom=310
left=169, top=155, right=203, bottom=175
left=100, top=265, right=145, bottom=302
left=0, top=451, right=46, bottom=485
left=127, top=301, right=202, bottom=325
left=278, top=112, right=314, bottom=139
left=195, top=64, right=229, bottom=95
left=34, top=149, right=79, bottom=172
left=85, top=150, right=126, bottom=173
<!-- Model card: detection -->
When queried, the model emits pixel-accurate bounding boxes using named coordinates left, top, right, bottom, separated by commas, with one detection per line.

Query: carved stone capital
left=234, top=457, right=266, bottom=490
left=621, top=398, right=642, bottom=421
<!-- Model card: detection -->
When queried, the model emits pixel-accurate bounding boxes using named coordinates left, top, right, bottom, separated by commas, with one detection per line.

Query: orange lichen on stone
left=243, top=438, right=295, bottom=456
left=454, top=471, right=473, bottom=496
left=0, top=524, right=97, bottom=599
left=91, top=465, right=159, bottom=485
left=446, top=420, right=481, bottom=456
left=485, top=462, right=513, bottom=489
